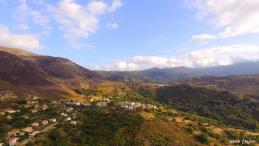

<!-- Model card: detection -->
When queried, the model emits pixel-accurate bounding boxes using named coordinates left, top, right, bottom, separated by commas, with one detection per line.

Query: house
left=145, top=104, right=154, bottom=109
left=70, top=121, right=77, bottom=126
left=102, top=98, right=110, bottom=102
left=66, top=107, right=73, bottom=112
left=65, top=117, right=71, bottom=121
left=9, top=137, right=19, bottom=146
left=61, top=113, right=68, bottom=117
left=42, top=104, right=48, bottom=110
left=127, top=105, right=134, bottom=111
left=33, top=96, right=39, bottom=100
left=22, top=127, right=33, bottom=133
left=135, top=103, right=142, bottom=108
left=95, top=102, right=108, bottom=108
left=31, top=109, right=38, bottom=113
left=24, top=104, right=32, bottom=108
left=42, top=120, right=49, bottom=126
left=49, top=118, right=56, bottom=123
left=31, top=122, right=39, bottom=127
left=73, top=102, right=81, bottom=106
left=19, top=132, right=25, bottom=136
left=51, top=101, right=58, bottom=104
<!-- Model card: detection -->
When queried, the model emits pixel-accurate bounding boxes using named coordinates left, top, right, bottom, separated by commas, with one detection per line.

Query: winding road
left=17, top=123, right=57, bottom=146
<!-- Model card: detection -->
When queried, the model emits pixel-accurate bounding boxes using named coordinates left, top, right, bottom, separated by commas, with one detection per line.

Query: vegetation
left=155, top=85, right=259, bottom=130
left=196, top=133, right=209, bottom=144
left=28, top=109, right=144, bottom=146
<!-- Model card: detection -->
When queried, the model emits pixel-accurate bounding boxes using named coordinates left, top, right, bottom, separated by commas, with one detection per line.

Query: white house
left=42, top=104, right=49, bottom=111
left=49, top=118, right=56, bottom=123
left=66, top=107, right=73, bottom=112
left=9, top=137, right=19, bottom=146
left=22, top=127, right=33, bottom=133
left=42, top=120, right=49, bottom=126
left=65, top=117, right=71, bottom=121
left=31, top=122, right=39, bottom=127
left=70, top=121, right=77, bottom=126
left=61, top=113, right=68, bottom=117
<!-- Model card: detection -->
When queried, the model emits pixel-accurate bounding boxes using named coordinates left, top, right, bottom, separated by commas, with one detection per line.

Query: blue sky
left=1, top=0, right=259, bottom=71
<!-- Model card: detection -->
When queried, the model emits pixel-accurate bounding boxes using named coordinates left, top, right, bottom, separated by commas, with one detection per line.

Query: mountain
left=0, top=46, right=102, bottom=97
left=98, top=61, right=259, bottom=83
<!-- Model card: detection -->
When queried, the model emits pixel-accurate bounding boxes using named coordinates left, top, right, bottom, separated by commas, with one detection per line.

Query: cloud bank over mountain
left=97, top=44, right=259, bottom=71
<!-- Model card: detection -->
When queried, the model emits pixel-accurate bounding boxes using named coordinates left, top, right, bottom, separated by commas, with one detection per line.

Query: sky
left=1, top=0, right=259, bottom=71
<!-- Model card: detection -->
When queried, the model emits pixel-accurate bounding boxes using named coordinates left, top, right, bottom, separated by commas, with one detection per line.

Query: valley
left=0, top=47, right=258, bottom=146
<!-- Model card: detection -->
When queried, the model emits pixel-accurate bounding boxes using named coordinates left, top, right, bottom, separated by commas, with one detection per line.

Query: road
left=17, top=123, right=57, bottom=146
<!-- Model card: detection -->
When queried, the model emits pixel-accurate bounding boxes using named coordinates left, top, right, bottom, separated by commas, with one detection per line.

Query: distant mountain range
left=1, top=46, right=259, bottom=98
left=98, top=61, right=259, bottom=83
left=0, top=46, right=102, bottom=97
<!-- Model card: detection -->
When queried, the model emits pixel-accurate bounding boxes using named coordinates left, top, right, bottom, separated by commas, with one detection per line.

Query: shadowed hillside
left=176, top=75, right=259, bottom=100
left=0, top=46, right=102, bottom=97
left=154, top=85, right=259, bottom=130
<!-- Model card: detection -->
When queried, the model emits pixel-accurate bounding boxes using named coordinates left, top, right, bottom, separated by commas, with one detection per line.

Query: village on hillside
left=0, top=95, right=159, bottom=146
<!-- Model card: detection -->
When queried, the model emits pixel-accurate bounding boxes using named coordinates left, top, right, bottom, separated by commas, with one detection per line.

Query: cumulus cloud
left=0, top=25, right=42, bottom=50
left=49, top=0, right=122, bottom=43
left=6, top=0, right=123, bottom=49
left=188, top=0, right=259, bottom=41
left=98, top=44, right=259, bottom=71
left=15, top=0, right=50, bottom=30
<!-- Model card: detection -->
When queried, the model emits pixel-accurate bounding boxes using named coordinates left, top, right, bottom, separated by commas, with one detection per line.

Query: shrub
left=196, top=133, right=210, bottom=144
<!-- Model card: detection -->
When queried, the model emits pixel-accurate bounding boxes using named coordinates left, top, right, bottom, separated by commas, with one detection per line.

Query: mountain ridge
left=98, top=61, right=259, bottom=83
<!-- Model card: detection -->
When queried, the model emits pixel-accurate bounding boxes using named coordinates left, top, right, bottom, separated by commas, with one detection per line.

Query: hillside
left=0, top=46, right=102, bottom=97
left=176, top=75, right=259, bottom=100
left=98, top=62, right=259, bottom=83
left=153, top=85, right=259, bottom=130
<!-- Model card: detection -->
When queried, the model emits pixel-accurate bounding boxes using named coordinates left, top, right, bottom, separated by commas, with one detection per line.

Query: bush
left=196, top=133, right=209, bottom=144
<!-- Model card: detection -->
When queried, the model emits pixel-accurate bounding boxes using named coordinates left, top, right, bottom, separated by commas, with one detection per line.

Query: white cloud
left=98, top=44, right=259, bottom=71
left=17, top=23, right=30, bottom=31
left=49, top=0, right=122, bottom=47
left=109, top=0, right=123, bottom=12
left=191, top=34, right=217, bottom=43
left=87, top=1, right=108, bottom=15
left=49, top=0, right=98, bottom=41
left=15, top=0, right=50, bottom=30
left=0, top=25, right=42, bottom=50
left=8, top=0, right=123, bottom=49
left=188, top=0, right=259, bottom=41
left=106, top=21, right=119, bottom=29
